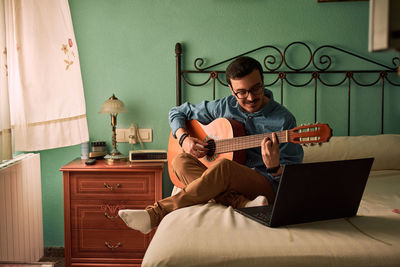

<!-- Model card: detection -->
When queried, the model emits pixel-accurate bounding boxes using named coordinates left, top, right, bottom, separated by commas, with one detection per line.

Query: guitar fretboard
left=213, top=131, right=289, bottom=154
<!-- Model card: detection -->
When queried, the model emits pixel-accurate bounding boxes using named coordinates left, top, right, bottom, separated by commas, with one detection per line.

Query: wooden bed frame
left=174, top=42, right=400, bottom=135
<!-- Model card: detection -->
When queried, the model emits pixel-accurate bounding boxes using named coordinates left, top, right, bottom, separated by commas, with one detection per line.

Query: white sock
left=118, top=209, right=152, bottom=234
left=245, top=195, right=268, bottom=208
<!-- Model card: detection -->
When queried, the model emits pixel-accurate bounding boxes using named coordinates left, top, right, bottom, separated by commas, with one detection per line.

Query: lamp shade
left=99, top=94, right=128, bottom=115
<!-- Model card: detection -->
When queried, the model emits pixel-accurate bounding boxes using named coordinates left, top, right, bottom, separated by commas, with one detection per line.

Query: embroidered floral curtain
left=0, top=0, right=88, bottom=160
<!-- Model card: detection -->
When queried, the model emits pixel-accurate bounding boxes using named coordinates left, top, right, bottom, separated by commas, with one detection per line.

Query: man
left=119, top=56, right=303, bottom=234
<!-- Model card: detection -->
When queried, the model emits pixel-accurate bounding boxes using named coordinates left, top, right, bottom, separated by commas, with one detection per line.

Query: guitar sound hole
left=205, top=139, right=216, bottom=157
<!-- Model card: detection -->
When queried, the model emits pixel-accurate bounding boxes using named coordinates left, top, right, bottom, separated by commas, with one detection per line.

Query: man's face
left=229, top=68, right=266, bottom=113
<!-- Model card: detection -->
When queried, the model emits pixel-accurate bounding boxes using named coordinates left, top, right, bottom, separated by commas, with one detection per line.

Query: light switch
left=138, top=129, right=152, bottom=142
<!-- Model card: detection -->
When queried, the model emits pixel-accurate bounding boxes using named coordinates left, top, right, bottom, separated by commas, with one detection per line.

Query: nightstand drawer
left=71, top=229, right=151, bottom=258
left=70, top=171, right=155, bottom=200
left=71, top=201, right=150, bottom=230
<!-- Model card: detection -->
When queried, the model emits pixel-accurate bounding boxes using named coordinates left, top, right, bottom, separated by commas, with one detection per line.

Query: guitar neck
left=214, top=130, right=289, bottom=154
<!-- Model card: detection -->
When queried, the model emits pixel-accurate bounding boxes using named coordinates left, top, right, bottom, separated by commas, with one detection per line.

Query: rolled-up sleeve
left=168, top=101, right=218, bottom=138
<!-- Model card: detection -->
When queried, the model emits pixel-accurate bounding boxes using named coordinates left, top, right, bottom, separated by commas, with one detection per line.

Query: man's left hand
left=261, top=133, right=281, bottom=173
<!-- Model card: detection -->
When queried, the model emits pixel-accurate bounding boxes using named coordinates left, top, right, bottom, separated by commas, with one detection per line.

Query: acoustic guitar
left=168, top=118, right=332, bottom=188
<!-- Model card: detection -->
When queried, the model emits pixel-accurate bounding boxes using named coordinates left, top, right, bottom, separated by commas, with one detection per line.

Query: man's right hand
left=182, top=136, right=209, bottom=158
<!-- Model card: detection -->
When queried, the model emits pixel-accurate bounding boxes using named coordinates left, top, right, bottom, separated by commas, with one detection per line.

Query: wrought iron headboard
left=175, top=42, right=400, bottom=135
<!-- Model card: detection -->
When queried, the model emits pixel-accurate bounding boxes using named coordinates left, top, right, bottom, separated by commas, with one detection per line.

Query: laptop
left=234, top=158, right=374, bottom=227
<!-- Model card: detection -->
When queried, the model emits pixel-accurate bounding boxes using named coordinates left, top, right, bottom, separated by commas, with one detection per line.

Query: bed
left=142, top=42, right=400, bottom=266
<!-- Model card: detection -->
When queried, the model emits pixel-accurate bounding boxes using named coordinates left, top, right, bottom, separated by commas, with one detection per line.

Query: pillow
left=302, top=134, right=400, bottom=171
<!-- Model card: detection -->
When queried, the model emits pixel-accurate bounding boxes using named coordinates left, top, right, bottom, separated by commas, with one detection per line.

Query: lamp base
left=104, top=149, right=127, bottom=164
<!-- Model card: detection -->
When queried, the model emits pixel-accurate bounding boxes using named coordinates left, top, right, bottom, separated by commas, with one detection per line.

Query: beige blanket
left=142, top=170, right=400, bottom=267
left=143, top=133, right=400, bottom=267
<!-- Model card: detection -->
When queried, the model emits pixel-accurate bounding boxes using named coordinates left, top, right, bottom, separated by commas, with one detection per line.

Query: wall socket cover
left=116, top=127, right=152, bottom=143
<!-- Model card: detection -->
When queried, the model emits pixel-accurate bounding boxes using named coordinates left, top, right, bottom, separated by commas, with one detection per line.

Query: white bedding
left=142, top=135, right=400, bottom=267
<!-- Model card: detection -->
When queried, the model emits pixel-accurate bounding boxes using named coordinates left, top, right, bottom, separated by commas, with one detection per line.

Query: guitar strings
left=206, top=126, right=323, bottom=155
left=208, top=132, right=288, bottom=154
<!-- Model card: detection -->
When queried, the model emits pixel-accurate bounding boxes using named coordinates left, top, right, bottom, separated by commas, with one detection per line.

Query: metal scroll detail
left=183, top=42, right=400, bottom=88
left=175, top=42, right=400, bottom=135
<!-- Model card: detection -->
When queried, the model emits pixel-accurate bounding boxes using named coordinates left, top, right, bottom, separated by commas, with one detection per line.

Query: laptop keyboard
left=253, top=212, right=271, bottom=222
left=253, top=206, right=273, bottom=222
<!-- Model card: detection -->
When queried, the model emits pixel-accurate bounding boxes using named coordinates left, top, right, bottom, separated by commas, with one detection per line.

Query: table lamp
left=99, top=94, right=128, bottom=163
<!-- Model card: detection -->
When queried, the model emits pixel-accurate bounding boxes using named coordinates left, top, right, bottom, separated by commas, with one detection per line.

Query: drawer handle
left=105, top=241, right=121, bottom=250
left=101, top=204, right=125, bottom=221
left=104, top=212, right=119, bottom=220
left=103, top=182, right=121, bottom=191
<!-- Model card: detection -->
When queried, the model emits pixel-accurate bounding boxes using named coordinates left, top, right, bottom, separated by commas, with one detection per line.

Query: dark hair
left=225, top=56, right=263, bottom=86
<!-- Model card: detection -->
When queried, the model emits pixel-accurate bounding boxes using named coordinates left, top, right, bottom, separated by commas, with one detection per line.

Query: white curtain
left=0, top=0, right=89, bottom=160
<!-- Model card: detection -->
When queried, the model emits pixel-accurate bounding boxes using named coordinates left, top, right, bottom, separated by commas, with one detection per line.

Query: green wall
left=39, top=0, right=399, bottom=246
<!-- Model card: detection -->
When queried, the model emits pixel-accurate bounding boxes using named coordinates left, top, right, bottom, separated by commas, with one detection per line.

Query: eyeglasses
left=231, top=84, right=264, bottom=99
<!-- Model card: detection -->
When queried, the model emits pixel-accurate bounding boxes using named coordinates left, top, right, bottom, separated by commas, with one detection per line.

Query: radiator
left=0, top=153, right=44, bottom=262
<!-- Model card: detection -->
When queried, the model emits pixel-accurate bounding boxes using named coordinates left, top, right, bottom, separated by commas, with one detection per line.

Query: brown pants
left=146, top=153, right=276, bottom=227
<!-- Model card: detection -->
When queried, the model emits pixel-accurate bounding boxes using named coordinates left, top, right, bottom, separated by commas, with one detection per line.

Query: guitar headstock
left=289, top=123, right=332, bottom=145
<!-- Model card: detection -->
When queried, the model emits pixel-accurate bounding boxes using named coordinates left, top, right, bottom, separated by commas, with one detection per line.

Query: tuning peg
left=310, top=143, right=316, bottom=146
left=302, top=143, right=308, bottom=147
left=318, top=143, right=323, bottom=146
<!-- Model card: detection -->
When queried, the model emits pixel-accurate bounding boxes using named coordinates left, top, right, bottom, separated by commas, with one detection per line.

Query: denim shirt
left=168, top=89, right=304, bottom=192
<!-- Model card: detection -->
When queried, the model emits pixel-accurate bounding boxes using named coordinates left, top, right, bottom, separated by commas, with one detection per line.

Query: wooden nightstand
left=60, top=159, right=164, bottom=267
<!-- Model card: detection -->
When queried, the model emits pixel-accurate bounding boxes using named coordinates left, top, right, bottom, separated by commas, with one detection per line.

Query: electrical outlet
left=116, top=127, right=152, bottom=143
left=128, top=124, right=136, bottom=144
